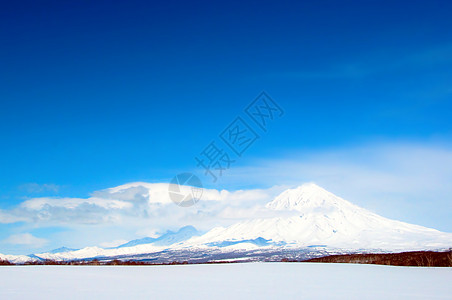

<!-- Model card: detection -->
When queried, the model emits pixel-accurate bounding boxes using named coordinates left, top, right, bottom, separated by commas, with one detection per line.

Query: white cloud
left=3, top=233, right=48, bottom=248
left=20, top=197, right=132, bottom=210
left=0, top=210, right=29, bottom=224
left=0, top=182, right=280, bottom=232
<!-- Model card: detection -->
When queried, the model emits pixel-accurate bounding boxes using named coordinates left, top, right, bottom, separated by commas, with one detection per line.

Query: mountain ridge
left=1, top=183, right=451, bottom=263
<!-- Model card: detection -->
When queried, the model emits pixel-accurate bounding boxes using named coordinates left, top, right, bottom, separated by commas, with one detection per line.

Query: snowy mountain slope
left=48, top=247, right=79, bottom=254
left=35, top=244, right=167, bottom=261
left=181, top=183, right=452, bottom=251
left=34, top=226, right=199, bottom=261
left=116, top=226, right=199, bottom=248
left=0, top=253, right=37, bottom=264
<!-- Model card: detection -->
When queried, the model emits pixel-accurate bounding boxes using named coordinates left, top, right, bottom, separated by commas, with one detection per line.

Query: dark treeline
left=303, top=250, right=452, bottom=267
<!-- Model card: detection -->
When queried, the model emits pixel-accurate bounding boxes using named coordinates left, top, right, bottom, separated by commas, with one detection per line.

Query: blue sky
left=1, top=0, right=452, bottom=254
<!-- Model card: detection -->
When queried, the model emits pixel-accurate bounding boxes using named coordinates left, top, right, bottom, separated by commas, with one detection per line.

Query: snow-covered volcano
left=186, top=183, right=452, bottom=251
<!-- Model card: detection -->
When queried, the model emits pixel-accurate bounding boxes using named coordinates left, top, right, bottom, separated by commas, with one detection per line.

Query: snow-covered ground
left=0, top=263, right=450, bottom=299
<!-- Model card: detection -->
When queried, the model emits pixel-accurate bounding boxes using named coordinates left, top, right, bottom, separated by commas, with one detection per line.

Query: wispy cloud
left=3, top=233, right=48, bottom=248
left=18, top=183, right=60, bottom=194
left=268, top=43, right=452, bottom=80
